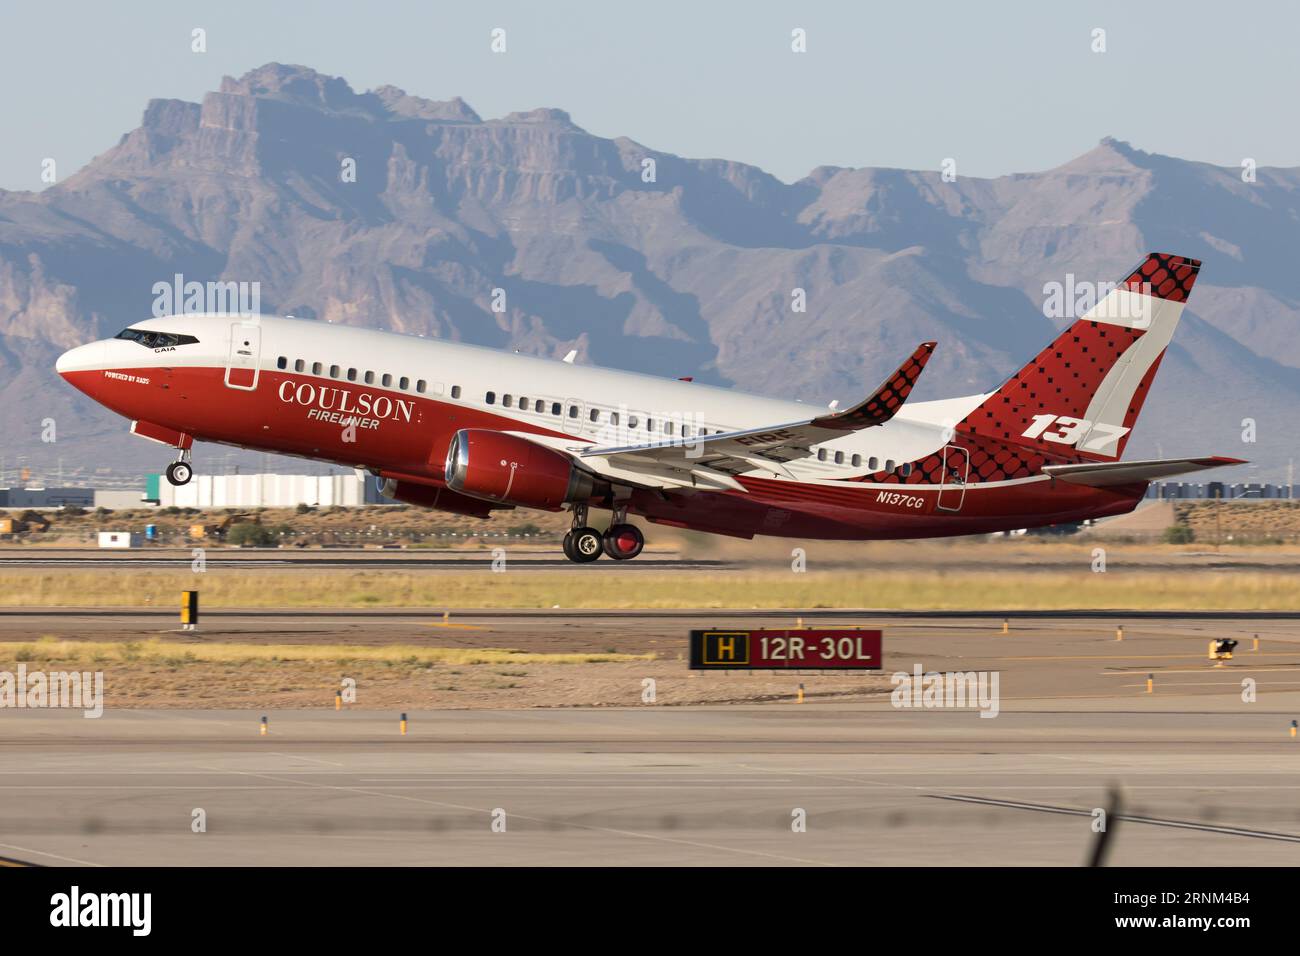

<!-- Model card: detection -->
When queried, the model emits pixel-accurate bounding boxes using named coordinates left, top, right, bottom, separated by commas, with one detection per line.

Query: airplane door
left=936, top=444, right=969, bottom=512
left=224, top=323, right=261, bottom=390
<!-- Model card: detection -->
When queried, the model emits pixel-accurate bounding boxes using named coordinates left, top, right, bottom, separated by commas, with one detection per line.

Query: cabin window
left=276, top=356, right=287, bottom=369
left=364, top=371, right=375, bottom=385
left=834, top=451, right=845, bottom=465
left=294, top=359, right=305, bottom=372
left=486, top=391, right=496, bottom=405
left=312, top=362, right=322, bottom=375
left=901, top=463, right=913, bottom=477
left=534, top=399, right=544, bottom=412
left=885, top=459, right=896, bottom=472
left=589, top=408, right=600, bottom=422
left=817, top=448, right=827, bottom=462
left=346, top=368, right=358, bottom=382
left=645, top=418, right=654, bottom=431
left=610, top=411, right=619, bottom=426
left=551, top=402, right=562, bottom=416
left=415, top=380, right=426, bottom=393
left=628, top=415, right=639, bottom=429
left=382, top=373, right=393, bottom=387
left=868, top=457, right=879, bottom=471
left=451, top=385, right=461, bottom=399
left=503, top=395, right=513, bottom=408
left=518, top=396, right=528, bottom=409
left=665, top=421, right=674, bottom=435
left=330, top=365, right=340, bottom=378
left=399, top=376, right=409, bottom=390
left=851, top=454, right=861, bottom=468
left=568, top=405, right=579, bottom=419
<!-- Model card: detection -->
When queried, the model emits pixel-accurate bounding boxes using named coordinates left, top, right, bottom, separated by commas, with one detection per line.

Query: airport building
left=0, top=486, right=95, bottom=508
left=1144, top=481, right=1298, bottom=500
left=146, top=471, right=384, bottom=509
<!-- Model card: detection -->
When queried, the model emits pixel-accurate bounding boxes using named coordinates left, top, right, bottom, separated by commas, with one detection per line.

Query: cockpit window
left=115, top=328, right=199, bottom=348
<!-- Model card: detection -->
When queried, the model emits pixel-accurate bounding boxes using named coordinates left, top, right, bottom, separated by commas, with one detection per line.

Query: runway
left=0, top=550, right=728, bottom=571
left=3, top=611, right=1299, bottom=865
left=1, top=704, right=1298, bottom=866
left=6, top=607, right=1300, bottom=621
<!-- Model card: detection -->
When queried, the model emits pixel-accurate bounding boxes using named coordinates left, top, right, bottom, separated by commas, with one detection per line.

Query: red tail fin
left=958, top=253, right=1200, bottom=460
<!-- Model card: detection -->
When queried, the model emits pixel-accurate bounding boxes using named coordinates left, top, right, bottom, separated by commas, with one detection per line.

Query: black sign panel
left=688, top=629, right=882, bottom=670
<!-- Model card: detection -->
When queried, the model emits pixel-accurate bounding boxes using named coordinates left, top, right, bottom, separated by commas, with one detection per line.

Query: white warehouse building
left=148, top=471, right=384, bottom=509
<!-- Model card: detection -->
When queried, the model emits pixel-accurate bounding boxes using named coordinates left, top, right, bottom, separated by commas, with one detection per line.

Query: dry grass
left=1, top=567, right=1297, bottom=610
left=0, top=637, right=651, bottom=666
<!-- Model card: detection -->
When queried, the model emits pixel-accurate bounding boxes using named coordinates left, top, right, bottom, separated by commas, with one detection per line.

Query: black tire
left=561, top=530, right=576, bottom=561
left=603, top=523, right=644, bottom=560
left=569, top=526, right=604, bottom=563
left=166, top=461, right=193, bottom=486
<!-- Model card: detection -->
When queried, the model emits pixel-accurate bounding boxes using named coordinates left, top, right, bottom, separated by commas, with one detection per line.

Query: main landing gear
left=562, top=504, right=645, bottom=563
left=165, top=450, right=193, bottom=486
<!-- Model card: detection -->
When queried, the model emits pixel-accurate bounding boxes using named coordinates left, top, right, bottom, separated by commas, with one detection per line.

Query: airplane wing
left=1042, top=456, right=1247, bottom=487
left=573, top=342, right=936, bottom=490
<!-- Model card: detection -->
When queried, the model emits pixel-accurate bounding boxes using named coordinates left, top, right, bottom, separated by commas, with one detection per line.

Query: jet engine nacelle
left=444, top=429, right=601, bottom=511
left=375, top=477, right=505, bottom=519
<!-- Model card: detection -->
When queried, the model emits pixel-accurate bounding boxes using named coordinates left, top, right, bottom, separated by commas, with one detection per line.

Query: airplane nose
left=56, top=341, right=105, bottom=377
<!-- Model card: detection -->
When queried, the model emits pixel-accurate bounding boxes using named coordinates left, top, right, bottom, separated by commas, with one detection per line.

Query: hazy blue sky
left=2, top=0, right=1296, bottom=190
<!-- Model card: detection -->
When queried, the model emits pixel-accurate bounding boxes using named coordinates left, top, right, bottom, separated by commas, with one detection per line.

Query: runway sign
left=689, top=629, right=882, bottom=670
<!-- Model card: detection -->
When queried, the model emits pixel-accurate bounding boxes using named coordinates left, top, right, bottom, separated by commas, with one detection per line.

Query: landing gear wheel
left=603, top=523, right=644, bottom=560
left=166, top=461, right=193, bottom=486
left=562, top=530, right=577, bottom=561
left=568, top=526, right=604, bottom=563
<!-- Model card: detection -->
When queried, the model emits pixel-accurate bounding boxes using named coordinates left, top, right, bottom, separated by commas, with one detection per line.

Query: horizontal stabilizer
left=1042, top=456, right=1246, bottom=488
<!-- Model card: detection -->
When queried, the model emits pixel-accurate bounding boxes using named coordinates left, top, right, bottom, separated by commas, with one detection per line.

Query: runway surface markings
left=193, top=763, right=838, bottom=866
left=0, top=841, right=100, bottom=866
left=931, top=794, right=1300, bottom=844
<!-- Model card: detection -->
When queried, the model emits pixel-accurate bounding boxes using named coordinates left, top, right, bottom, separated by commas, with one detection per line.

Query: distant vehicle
left=57, top=253, right=1242, bottom=562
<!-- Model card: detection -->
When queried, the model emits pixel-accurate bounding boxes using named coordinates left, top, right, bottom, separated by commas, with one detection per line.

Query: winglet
left=810, top=342, right=936, bottom=431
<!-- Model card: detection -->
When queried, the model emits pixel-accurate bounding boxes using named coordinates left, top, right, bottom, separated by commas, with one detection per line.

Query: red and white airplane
left=57, top=253, right=1242, bottom=562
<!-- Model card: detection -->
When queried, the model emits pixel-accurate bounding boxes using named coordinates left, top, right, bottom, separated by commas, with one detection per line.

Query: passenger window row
left=275, top=355, right=462, bottom=400
left=483, top=391, right=720, bottom=438
left=814, top=448, right=912, bottom=476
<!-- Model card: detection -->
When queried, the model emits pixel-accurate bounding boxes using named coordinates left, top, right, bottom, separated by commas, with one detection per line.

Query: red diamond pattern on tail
left=1120, top=253, right=1200, bottom=303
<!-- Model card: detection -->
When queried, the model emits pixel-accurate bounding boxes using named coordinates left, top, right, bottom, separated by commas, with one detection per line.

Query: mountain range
left=1, top=63, right=1295, bottom=485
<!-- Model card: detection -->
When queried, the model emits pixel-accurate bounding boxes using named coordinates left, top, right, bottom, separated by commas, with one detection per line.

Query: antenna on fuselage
left=562, top=350, right=577, bottom=364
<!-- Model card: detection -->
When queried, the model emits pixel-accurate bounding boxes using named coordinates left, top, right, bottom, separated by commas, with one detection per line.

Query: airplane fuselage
left=56, top=312, right=1145, bottom=541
